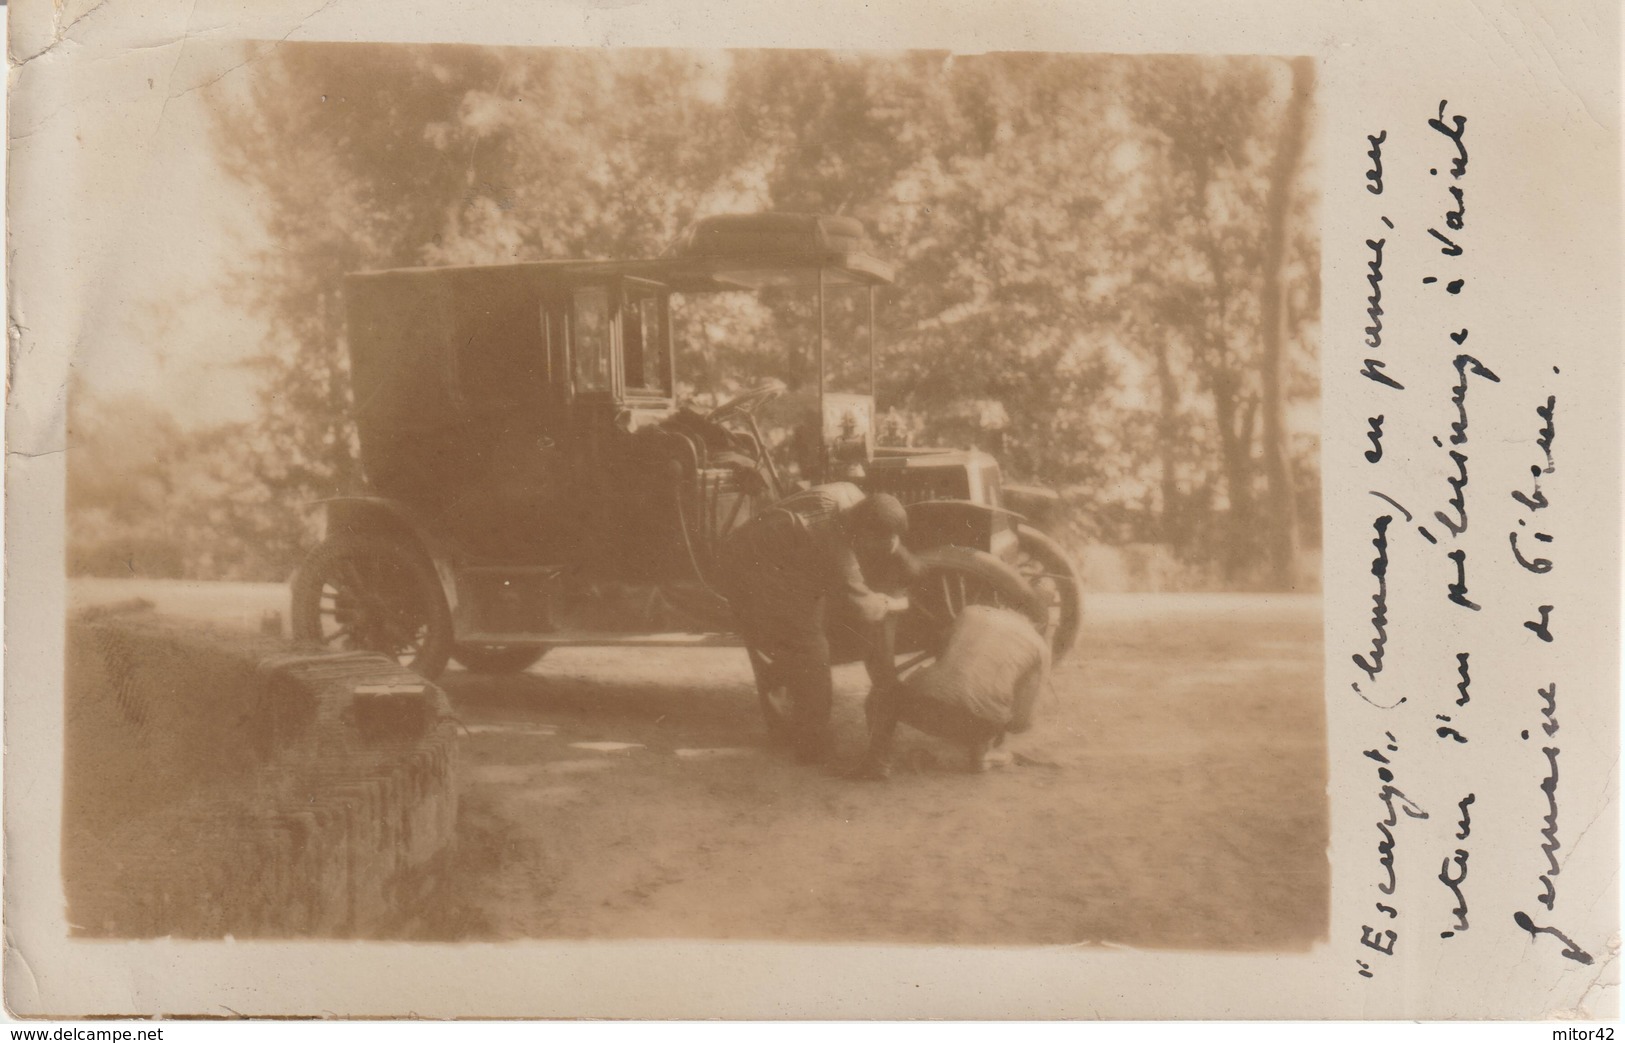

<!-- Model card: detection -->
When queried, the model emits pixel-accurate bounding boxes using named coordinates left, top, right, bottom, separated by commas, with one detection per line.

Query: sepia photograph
left=55, top=41, right=1328, bottom=950
left=10, top=0, right=1622, bottom=1022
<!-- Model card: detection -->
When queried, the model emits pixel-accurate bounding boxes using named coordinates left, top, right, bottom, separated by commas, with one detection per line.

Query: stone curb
left=64, top=609, right=459, bottom=938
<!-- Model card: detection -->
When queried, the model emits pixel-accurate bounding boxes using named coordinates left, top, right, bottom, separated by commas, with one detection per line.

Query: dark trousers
left=727, top=577, right=894, bottom=759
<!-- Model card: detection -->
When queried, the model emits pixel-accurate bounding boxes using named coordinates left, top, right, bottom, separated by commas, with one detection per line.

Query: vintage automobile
left=290, top=212, right=1082, bottom=730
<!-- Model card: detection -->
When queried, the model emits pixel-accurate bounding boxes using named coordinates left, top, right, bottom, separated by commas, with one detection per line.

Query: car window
left=622, top=283, right=670, bottom=396
left=572, top=286, right=612, bottom=392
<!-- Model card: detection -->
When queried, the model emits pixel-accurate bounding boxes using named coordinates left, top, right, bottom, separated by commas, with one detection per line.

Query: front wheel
left=746, top=547, right=1046, bottom=738
left=893, top=545, right=1047, bottom=680
left=290, top=537, right=453, bottom=679
left=1011, top=524, right=1084, bottom=660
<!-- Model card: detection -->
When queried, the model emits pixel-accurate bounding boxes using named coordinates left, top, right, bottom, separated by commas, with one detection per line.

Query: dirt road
left=401, top=594, right=1328, bottom=949
left=68, top=581, right=1327, bottom=949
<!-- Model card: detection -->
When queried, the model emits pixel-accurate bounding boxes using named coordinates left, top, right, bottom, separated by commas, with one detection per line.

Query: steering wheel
left=707, top=379, right=787, bottom=424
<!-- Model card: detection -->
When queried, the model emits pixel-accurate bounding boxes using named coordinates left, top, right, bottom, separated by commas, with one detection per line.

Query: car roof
left=348, top=213, right=896, bottom=292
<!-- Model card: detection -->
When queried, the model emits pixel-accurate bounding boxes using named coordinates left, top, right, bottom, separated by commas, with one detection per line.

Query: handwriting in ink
left=1512, top=466, right=1549, bottom=512
left=1361, top=358, right=1404, bottom=390
left=1375, top=821, right=1398, bottom=896
left=1509, top=526, right=1553, bottom=574
left=1523, top=604, right=1554, bottom=642
left=1359, top=732, right=1428, bottom=976
left=1511, top=396, right=1557, bottom=584
left=1365, top=130, right=1387, bottom=194
left=1428, top=227, right=1463, bottom=256
left=1364, top=237, right=1387, bottom=348
left=1423, top=275, right=1466, bottom=292
left=1512, top=396, right=1556, bottom=510
left=1539, top=683, right=1558, bottom=735
left=1442, top=184, right=1465, bottom=230
left=1377, top=777, right=1429, bottom=827
left=1446, top=548, right=1479, bottom=611
left=1511, top=685, right=1592, bottom=964
left=1438, top=656, right=1471, bottom=746
left=1455, top=793, right=1475, bottom=840
left=1365, top=735, right=1405, bottom=898
left=1352, top=515, right=1393, bottom=681
left=1536, top=744, right=1562, bottom=906
left=1525, top=684, right=1563, bottom=910
left=1428, top=100, right=1469, bottom=177
left=1447, top=352, right=1500, bottom=445
left=1360, top=925, right=1397, bottom=959
left=1433, top=355, right=1500, bottom=575
left=1365, top=415, right=1385, bottom=463
left=1513, top=912, right=1594, bottom=965
left=1369, top=490, right=1411, bottom=521
left=1438, top=849, right=1469, bottom=936
left=1359, top=226, right=1402, bottom=389
left=1426, top=102, right=1468, bottom=260
left=1534, top=395, right=1556, bottom=471
left=1432, top=444, right=1470, bottom=537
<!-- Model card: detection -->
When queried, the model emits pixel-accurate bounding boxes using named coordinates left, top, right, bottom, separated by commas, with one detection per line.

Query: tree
left=1258, top=57, right=1316, bottom=588
left=1122, top=56, right=1320, bottom=585
left=185, top=45, right=1320, bottom=587
left=207, top=44, right=751, bottom=573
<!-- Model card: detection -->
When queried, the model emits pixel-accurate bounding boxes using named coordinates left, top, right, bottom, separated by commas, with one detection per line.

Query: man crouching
left=852, top=603, right=1051, bottom=779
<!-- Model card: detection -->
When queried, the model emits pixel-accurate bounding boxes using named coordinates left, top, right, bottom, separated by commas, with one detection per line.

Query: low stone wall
left=64, top=605, right=459, bottom=937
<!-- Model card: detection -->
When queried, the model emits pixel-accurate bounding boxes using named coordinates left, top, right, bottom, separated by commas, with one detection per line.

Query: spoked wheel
left=893, top=545, right=1049, bottom=681
left=290, top=537, right=453, bottom=679
left=452, top=644, right=548, bottom=674
left=1010, top=524, right=1084, bottom=660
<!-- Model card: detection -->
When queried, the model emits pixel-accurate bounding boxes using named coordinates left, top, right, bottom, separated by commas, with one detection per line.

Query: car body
left=291, top=213, right=1082, bottom=682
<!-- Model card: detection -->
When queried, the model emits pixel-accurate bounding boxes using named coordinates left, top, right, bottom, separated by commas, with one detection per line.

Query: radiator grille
left=864, top=469, right=970, bottom=505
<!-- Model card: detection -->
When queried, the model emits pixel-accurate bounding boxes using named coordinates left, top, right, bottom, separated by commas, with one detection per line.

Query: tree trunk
left=1259, top=57, right=1314, bottom=589
left=1211, top=372, right=1256, bottom=584
left=1153, top=337, right=1184, bottom=549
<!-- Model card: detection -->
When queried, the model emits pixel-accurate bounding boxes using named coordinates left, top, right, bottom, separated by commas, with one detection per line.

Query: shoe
left=982, top=749, right=1014, bottom=770
left=965, top=736, right=999, bottom=773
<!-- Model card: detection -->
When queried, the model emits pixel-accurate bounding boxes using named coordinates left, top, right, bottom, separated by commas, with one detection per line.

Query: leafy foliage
left=69, top=46, right=1320, bottom=590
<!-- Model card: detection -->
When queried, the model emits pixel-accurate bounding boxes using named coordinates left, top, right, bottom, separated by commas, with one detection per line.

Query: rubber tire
left=748, top=547, right=1042, bottom=739
left=452, top=644, right=548, bottom=674
left=908, top=545, right=1048, bottom=631
left=1013, top=524, right=1084, bottom=661
left=290, top=536, right=453, bottom=680
left=886, top=544, right=1049, bottom=689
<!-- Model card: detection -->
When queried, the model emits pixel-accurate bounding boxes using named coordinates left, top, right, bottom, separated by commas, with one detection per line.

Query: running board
left=458, top=630, right=743, bottom=649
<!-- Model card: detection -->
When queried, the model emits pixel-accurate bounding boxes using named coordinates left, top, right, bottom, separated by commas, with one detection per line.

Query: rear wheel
left=290, top=537, right=453, bottom=679
left=452, top=644, right=547, bottom=674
